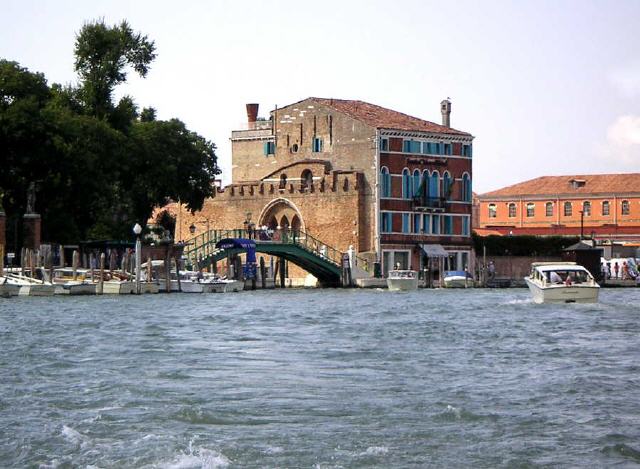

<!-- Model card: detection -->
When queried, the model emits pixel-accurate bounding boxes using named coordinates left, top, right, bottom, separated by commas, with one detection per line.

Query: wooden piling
left=173, top=257, right=182, bottom=292
left=164, top=252, right=171, bottom=293
left=260, top=256, right=266, bottom=289
left=98, top=253, right=105, bottom=294
left=72, top=250, right=78, bottom=281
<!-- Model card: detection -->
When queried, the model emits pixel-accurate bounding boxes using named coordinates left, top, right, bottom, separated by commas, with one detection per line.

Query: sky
left=1, top=0, right=639, bottom=193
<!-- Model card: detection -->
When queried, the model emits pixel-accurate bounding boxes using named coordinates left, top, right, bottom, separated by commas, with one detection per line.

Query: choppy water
left=1, top=288, right=640, bottom=468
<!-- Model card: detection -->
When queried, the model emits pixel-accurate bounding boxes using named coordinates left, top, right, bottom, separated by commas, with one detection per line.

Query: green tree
left=74, top=19, right=155, bottom=118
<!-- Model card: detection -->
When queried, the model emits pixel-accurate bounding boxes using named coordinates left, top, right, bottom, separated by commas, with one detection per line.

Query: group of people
left=601, top=260, right=638, bottom=281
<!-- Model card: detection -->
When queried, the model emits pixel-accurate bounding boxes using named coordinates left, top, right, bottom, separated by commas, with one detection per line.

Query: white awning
left=420, top=244, right=449, bottom=258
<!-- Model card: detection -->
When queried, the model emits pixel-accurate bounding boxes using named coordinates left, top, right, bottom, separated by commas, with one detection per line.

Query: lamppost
left=133, top=223, right=142, bottom=294
left=579, top=210, right=584, bottom=240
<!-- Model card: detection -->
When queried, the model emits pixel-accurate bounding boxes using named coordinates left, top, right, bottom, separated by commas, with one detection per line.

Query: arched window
left=526, top=203, right=535, bottom=217
left=279, top=174, right=287, bottom=189
left=429, top=171, right=440, bottom=199
left=462, top=173, right=471, bottom=202
left=602, top=200, right=610, bottom=216
left=380, top=167, right=391, bottom=198
left=488, top=203, right=496, bottom=218
left=301, top=169, right=313, bottom=189
left=402, top=168, right=411, bottom=199
left=583, top=201, right=591, bottom=216
left=622, top=200, right=630, bottom=215
left=442, top=171, right=452, bottom=199
left=508, top=203, right=516, bottom=218
left=545, top=202, right=553, bottom=217
left=412, top=169, right=421, bottom=198
left=564, top=201, right=572, bottom=216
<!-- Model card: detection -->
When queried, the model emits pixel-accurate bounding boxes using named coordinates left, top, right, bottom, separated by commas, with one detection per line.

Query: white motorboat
left=525, top=262, right=600, bottom=304
left=386, top=269, right=419, bottom=291
left=443, top=270, right=475, bottom=288
left=2, top=273, right=55, bottom=296
left=0, top=278, right=21, bottom=297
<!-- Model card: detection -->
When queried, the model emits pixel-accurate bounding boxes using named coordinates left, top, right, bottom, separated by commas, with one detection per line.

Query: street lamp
left=579, top=210, right=584, bottom=240
left=189, top=223, right=196, bottom=235
left=133, top=223, right=142, bottom=294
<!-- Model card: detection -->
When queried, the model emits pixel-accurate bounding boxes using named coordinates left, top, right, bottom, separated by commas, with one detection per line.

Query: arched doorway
left=259, top=198, right=305, bottom=233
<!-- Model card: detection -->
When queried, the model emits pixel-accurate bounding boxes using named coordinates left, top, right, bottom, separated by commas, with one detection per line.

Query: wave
left=159, top=448, right=230, bottom=469
left=433, top=404, right=498, bottom=423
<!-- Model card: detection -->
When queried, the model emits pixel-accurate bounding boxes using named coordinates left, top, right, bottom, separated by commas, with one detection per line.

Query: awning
left=420, top=244, right=449, bottom=258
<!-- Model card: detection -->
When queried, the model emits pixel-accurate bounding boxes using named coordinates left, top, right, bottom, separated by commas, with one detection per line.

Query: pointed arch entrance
left=259, top=198, right=305, bottom=232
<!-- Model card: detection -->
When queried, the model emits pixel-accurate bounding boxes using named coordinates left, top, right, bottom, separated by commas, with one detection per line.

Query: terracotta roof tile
left=480, top=173, right=640, bottom=198
left=310, top=98, right=471, bottom=136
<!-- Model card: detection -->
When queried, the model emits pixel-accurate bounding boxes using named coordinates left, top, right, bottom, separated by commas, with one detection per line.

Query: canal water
left=1, top=288, right=639, bottom=468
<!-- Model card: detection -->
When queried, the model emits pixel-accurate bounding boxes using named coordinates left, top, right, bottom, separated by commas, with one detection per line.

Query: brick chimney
left=441, top=99, right=451, bottom=127
left=246, top=103, right=259, bottom=124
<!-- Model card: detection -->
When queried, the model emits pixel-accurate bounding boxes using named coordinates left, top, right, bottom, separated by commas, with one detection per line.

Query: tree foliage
left=0, top=20, right=219, bottom=250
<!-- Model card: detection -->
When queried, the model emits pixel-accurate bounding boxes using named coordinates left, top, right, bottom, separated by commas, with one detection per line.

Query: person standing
left=613, top=261, right=620, bottom=279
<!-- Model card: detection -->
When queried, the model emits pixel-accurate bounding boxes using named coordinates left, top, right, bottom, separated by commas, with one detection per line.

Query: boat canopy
left=215, top=238, right=257, bottom=263
left=445, top=270, right=472, bottom=278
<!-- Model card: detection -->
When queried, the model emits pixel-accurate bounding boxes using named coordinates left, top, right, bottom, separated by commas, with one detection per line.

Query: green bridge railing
left=183, top=228, right=371, bottom=273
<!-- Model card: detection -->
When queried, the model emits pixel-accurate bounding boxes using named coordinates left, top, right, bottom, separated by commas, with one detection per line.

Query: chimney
left=441, top=99, right=451, bottom=127
left=246, top=103, right=259, bottom=124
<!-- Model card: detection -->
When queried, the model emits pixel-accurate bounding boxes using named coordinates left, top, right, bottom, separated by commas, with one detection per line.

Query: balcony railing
left=412, top=196, right=447, bottom=210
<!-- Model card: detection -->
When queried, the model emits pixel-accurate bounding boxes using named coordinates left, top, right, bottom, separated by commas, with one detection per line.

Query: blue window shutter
left=263, top=142, right=268, bottom=155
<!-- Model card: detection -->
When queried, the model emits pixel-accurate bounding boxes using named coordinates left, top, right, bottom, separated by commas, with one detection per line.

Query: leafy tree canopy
left=0, top=20, right=219, bottom=251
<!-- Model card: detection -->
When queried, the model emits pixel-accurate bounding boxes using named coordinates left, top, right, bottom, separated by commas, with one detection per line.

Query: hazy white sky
left=2, top=0, right=639, bottom=193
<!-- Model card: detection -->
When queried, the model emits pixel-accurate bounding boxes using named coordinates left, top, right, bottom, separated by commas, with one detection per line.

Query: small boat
left=525, top=262, right=600, bottom=304
left=51, top=268, right=96, bottom=295
left=0, top=278, right=21, bottom=297
left=2, top=273, right=56, bottom=296
left=386, top=269, right=419, bottom=291
left=443, top=270, right=475, bottom=288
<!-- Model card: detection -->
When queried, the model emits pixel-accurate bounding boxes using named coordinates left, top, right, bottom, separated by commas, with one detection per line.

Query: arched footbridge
left=183, top=229, right=371, bottom=286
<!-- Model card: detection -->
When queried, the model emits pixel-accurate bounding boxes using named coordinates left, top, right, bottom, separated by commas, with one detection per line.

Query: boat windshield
left=390, top=270, right=415, bottom=278
left=545, top=269, right=590, bottom=284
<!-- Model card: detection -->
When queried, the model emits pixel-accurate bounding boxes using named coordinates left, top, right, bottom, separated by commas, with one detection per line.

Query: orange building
left=477, top=173, right=640, bottom=241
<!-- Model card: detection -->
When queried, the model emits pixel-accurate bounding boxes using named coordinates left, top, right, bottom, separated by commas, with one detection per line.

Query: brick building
left=477, top=173, right=640, bottom=241
left=176, top=97, right=474, bottom=279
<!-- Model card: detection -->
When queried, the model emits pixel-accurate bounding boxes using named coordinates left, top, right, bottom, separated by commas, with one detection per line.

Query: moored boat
left=525, top=262, right=600, bottom=304
left=443, top=270, right=475, bottom=288
left=2, top=273, right=56, bottom=296
left=386, top=269, right=419, bottom=291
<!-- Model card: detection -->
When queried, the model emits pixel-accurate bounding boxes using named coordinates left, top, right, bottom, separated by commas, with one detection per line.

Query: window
left=444, top=143, right=452, bottom=155
left=443, top=215, right=452, bottom=234
left=380, top=137, right=389, bottom=151
left=602, top=200, right=610, bottom=216
left=402, top=213, right=410, bottom=233
left=526, top=203, right=535, bottom=217
left=381, top=212, right=393, bottom=233
left=508, top=203, right=516, bottom=218
left=442, top=172, right=453, bottom=199
left=462, top=216, right=470, bottom=236
left=432, top=214, right=440, bottom=234
left=422, top=214, right=430, bottom=234
left=462, top=173, right=471, bottom=202
left=413, top=214, right=421, bottom=233
left=564, top=201, right=572, bottom=216
left=380, top=167, right=391, bottom=198
left=488, top=204, right=497, bottom=218
left=429, top=171, right=440, bottom=198
left=622, top=200, right=630, bottom=215
left=462, top=144, right=472, bottom=157
left=263, top=141, right=275, bottom=155
left=279, top=174, right=287, bottom=188
left=413, top=170, right=421, bottom=198
left=402, top=169, right=411, bottom=199
left=546, top=202, right=553, bottom=217
left=403, top=139, right=421, bottom=153
left=583, top=201, right=591, bottom=216
left=290, top=143, right=299, bottom=153
left=433, top=143, right=441, bottom=155
left=301, top=170, right=313, bottom=189
left=312, top=137, right=323, bottom=152
left=422, top=142, right=431, bottom=155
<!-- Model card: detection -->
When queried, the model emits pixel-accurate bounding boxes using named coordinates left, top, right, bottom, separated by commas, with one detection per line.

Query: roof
left=480, top=173, right=640, bottom=199
left=564, top=241, right=599, bottom=251
left=308, top=98, right=471, bottom=136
